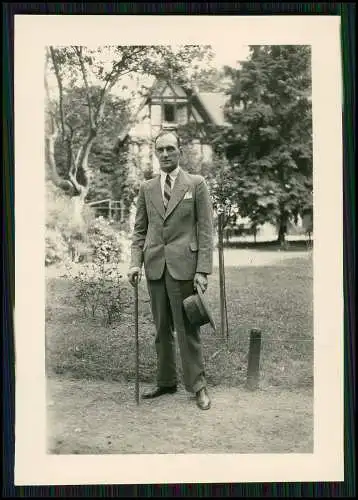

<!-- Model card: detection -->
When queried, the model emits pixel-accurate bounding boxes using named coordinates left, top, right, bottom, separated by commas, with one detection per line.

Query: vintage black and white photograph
left=44, top=40, right=315, bottom=454
left=14, top=15, right=344, bottom=485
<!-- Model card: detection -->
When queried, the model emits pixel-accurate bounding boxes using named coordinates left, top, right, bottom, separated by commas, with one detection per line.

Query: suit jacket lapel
left=150, top=176, right=165, bottom=219
left=164, top=168, right=190, bottom=220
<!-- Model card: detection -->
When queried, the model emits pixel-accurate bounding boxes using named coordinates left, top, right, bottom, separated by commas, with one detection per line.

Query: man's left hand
left=194, top=273, right=208, bottom=293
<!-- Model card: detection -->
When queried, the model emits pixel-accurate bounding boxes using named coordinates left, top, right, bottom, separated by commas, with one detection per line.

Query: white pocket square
left=184, top=192, right=193, bottom=200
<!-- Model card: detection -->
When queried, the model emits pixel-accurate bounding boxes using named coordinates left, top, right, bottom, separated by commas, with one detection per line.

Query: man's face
left=155, top=133, right=181, bottom=173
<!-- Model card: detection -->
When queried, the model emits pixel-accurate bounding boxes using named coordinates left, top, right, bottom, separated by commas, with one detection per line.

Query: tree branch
left=94, top=47, right=148, bottom=125
left=44, top=65, right=75, bottom=194
left=44, top=70, right=60, bottom=132
left=69, top=131, right=96, bottom=194
left=65, top=129, right=74, bottom=178
left=45, top=113, right=75, bottom=194
left=49, top=46, right=77, bottom=181
left=49, top=46, right=66, bottom=140
left=74, top=46, right=96, bottom=131
left=106, top=47, right=147, bottom=88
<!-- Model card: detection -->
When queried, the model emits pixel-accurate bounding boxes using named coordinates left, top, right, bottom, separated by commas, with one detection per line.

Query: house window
left=163, top=103, right=176, bottom=123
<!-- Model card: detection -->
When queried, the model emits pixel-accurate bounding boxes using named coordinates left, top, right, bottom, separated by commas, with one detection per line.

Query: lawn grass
left=45, top=254, right=313, bottom=390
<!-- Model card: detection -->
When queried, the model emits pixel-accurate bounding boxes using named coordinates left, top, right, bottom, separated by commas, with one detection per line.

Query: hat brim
left=197, top=287, right=216, bottom=332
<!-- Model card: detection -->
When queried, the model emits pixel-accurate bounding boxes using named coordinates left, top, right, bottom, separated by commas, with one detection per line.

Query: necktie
left=163, top=174, right=172, bottom=210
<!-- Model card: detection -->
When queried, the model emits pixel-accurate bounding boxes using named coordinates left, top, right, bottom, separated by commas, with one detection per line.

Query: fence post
left=120, top=200, right=124, bottom=223
left=218, top=211, right=227, bottom=341
left=246, top=329, right=262, bottom=390
left=108, top=200, right=112, bottom=219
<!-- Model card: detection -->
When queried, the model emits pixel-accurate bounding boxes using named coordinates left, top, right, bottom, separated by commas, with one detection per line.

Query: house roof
left=194, top=92, right=229, bottom=126
left=115, top=79, right=229, bottom=146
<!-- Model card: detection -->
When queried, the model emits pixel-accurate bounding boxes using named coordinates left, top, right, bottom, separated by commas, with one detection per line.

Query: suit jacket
left=130, top=167, right=214, bottom=281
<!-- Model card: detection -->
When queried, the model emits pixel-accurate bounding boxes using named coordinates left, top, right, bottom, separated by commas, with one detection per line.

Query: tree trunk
left=278, top=223, right=286, bottom=244
left=45, top=118, right=93, bottom=262
left=277, top=213, right=288, bottom=248
left=70, top=190, right=88, bottom=232
left=252, top=225, right=257, bottom=244
left=225, top=228, right=230, bottom=244
left=218, top=212, right=227, bottom=340
left=67, top=189, right=89, bottom=262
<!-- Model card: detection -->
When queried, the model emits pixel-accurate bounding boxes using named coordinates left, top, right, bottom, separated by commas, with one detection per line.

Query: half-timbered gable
left=115, top=78, right=228, bottom=177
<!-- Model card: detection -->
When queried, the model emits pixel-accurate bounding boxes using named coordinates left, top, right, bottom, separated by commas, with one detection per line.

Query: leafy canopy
left=220, top=45, right=313, bottom=233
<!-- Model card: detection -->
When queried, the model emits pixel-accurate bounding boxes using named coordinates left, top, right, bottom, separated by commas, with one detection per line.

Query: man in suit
left=127, top=129, right=214, bottom=410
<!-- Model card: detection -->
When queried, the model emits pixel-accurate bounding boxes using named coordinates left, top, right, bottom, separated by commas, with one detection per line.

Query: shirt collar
left=160, top=165, right=180, bottom=181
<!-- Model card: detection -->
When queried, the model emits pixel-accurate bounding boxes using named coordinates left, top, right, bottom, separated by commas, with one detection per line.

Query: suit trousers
left=146, top=265, right=207, bottom=394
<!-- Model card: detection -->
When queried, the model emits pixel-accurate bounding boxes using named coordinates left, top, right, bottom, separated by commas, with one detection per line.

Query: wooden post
left=246, top=329, right=262, bottom=390
left=218, top=212, right=226, bottom=340
left=120, top=200, right=124, bottom=224
left=134, top=276, right=139, bottom=405
left=108, top=199, right=112, bottom=220
left=223, top=268, right=229, bottom=345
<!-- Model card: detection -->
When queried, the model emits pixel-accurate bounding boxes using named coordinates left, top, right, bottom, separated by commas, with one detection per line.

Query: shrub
left=46, top=183, right=91, bottom=238
left=65, top=260, right=130, bottom=326
left=45, top=183, right=92, bottom=264
left=86, top=216, right=131, bottom=264
left=45, top=228, right=70, bottom=266
left=45, top=183, right=131, bottom=266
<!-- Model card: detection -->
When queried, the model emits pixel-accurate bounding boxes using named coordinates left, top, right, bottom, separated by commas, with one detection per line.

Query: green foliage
left=218, top=46, right=313, bottom=240
left=226, top=46, right=312, bottom=235
left=193, top=67, right=229, bottom=92
left=179, top=144, right=209, bottom=175
left=86, top=216, right=131, bottom=264
left=45, top=182, right=131, bottom=266
left=133, top=45, right=214, bottom=86
left=110, top=139, right=141, bottom=219
left=177, top=123, right=240, bottom=228
left=45, top=228, right=69, bottom=266
left=65, top=261, right=128, bottom=326
left=53, top=87, right=130, bottom=200
left=45, top=182, right=93, bottom=264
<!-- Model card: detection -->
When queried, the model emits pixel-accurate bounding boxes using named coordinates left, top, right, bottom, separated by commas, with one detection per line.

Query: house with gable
left=114, top=78, right=229, bottom=179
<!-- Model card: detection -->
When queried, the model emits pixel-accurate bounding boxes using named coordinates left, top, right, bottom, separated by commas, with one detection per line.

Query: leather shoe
left=196, top=387, right=211, bottom=410
left=142, top=385, right=177, bottom=399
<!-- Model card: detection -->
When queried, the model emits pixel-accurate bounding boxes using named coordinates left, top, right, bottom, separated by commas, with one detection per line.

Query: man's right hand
left=127, top=266, right=141, bottom=287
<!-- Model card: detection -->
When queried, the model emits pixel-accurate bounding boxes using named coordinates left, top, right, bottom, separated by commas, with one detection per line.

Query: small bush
left=45, top=183, right=131, bottom=266
left=65, top=260, right=131, bottom=326
left=45, top=228, right=70, bottom=266
left=46, top=183, right=91, bottom=264
left=86, top=216, right=131, bottom=264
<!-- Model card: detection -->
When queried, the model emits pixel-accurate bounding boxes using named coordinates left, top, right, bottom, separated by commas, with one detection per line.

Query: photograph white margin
left=14, top=14, right=344, bottom=485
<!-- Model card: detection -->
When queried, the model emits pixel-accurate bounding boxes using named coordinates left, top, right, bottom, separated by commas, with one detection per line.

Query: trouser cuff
left=157, top=380, right=178, bottom=388
left=189, top=376, right=207, bottom=394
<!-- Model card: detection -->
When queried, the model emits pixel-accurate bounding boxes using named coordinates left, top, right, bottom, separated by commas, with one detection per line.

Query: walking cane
left=134, top=274, right=139, bottom=405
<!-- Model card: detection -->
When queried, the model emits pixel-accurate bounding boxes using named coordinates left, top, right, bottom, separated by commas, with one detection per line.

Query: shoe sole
left=142, top=389, right=177, bottom=399
left=196, top=401, right=211, bottom=410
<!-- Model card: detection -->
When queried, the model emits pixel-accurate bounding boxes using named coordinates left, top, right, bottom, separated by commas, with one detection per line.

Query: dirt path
left=47, top=377, right=313, bottom=455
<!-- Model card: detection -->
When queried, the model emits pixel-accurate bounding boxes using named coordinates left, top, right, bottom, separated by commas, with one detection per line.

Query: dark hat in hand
left=183, top=286, right=216, bottom=332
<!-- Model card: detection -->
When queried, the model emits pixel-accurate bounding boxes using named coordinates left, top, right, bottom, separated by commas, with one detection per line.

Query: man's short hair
left=154, top=130, right=181, bottom=149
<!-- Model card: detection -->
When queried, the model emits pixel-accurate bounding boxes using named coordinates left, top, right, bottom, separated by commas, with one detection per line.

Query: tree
left=51, top=85, right=131, bottom=203
left=45, top=44, right=214, bottom=233
left=221, top=45, right=313, bottom=243
left=193, top=67, right=228, bottom=92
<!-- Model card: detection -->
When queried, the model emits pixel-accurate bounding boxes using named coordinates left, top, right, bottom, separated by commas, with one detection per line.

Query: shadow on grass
left=222, top=238, right=313, bottom=252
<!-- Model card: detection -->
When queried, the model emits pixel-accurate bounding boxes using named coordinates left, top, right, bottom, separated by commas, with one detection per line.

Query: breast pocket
left=190, top=241, right=198, bottom=252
